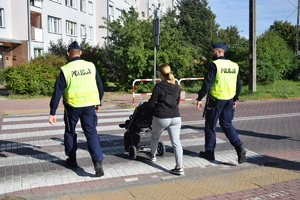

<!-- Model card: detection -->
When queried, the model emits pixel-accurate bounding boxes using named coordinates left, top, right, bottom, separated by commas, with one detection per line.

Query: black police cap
left=68, top=41, right=81, bottom=51
left=211, top=43, right=228, bottom=52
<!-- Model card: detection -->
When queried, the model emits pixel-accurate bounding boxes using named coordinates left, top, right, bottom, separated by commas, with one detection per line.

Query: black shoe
left=66, top=158, right=78, bottom=168
left=235, top=146, right=246, bottom=164
left=170, top=167, right=184, bottom=175
left=199, top=150, right=215, bottom=161
left=94, top=161, right=104, bottom=177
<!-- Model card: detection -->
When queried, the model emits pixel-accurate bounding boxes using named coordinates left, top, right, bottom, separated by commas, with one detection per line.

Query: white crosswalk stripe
left=2, top=110, right=134, bottom=123
left=1, top=116, right=130, bottom=130
left=0, top=128, right=198, bottom=151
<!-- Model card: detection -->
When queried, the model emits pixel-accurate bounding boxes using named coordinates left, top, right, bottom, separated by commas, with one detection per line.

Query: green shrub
left=0, top=69, right=5, bottom=84
left=4, top=54, right=66, bottom=95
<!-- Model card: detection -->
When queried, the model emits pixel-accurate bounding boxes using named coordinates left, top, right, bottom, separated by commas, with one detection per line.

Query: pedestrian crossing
left=0, top=108, right=263, bottom=195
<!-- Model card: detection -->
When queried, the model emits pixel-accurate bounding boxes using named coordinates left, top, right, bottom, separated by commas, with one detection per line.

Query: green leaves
left=101, top=7, right=203, bottom=91
left=4, top=54, right=66, bottom=95
left=256, top=30, right=295, bottom=83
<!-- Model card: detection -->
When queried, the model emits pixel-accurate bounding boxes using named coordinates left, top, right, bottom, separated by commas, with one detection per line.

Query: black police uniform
left=197, top=43, right=246, bottom=164
left=49, top=41, right=105, bottom=176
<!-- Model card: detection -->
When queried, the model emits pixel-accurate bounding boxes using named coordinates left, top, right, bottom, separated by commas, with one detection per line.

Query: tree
left=256, top=30, right=295, bottom=83
left=217, top=26, right=243, bottom=46
left=269, top=20, right=297, bottom=51
left=100, top=7, right=203, bottom=91
left=156, top=9, right=205, bottom=81
left=48, top=38, right=68, bottom=58
left=177, top=0, right=219, bottom=58
left=100, top=7, right=154, bottom=90
left=225, top=39, right=249, bottom=84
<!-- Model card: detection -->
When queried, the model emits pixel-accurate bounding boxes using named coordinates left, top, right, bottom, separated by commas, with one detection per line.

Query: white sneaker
left=171, top=167, right=184, bottom=175
left=146, top=152, right=156, bottom=162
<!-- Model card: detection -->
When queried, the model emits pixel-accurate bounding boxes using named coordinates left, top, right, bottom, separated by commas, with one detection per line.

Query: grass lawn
left=182, top=80, right=300, bottom=101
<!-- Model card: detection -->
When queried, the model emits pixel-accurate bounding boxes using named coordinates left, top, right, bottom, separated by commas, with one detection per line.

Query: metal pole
left=296, top=0, right=300, bottom=54
left=249, top=0, right=256, bottom=92
left=27, top=0, right=32, bottom=61
left=154, top=45, right=156, bottom=84
left=153, top=6, right=159, bottom=85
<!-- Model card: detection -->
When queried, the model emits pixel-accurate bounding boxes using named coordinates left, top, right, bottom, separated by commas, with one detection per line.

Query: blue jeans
left=64, top=105, right=103, bottom=163
left=204, top=98, right=243, bottom=151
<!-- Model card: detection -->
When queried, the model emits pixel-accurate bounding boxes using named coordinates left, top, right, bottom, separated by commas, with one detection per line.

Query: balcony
left=31, top=27, right=43, bottom=42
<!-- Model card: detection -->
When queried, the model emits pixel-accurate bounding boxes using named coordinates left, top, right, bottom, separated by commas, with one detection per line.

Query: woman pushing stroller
left=147, top=64, right=184, bottom=175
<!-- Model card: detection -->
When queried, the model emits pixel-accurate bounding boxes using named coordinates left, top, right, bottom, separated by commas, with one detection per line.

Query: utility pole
left=249, top=0, right=256, bottom=92
left=295, top=0, right=300, bottom=54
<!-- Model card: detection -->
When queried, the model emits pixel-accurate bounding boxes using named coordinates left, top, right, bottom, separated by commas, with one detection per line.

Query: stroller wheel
left=157, top=142, right=165, bottom=156
left=129, top=145, right=137, bottom=160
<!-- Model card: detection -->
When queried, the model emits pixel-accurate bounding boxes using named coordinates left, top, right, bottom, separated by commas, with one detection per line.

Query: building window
left=48, top=16, right=61, bottom=33
left=30, top=0, right=42, bottom=8
left=108, top=5, right=114, bottom=22
left=88, top=1, right=93, bottom=15
left=50, top=0, right=61, bottom=3
left=89, top=26, right=93, bottom=40
left=80, top=24, right=86, bottom=38
left=0, top=8, right=4, bottom=27
left=80, top=0, right=86, bottom=12
left=116, top=8, right=122, bottom=19
left=65, top=0, right=76, bottom=8
left=34, top=48, right=43, bottom=58
left=66, top=20, right=76, bottom=36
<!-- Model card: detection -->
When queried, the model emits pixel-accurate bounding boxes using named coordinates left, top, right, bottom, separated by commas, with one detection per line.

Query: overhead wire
left=284, top=0, right=297, bottom=20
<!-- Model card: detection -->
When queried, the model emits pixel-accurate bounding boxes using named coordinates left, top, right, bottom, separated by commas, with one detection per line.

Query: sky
left=207, top=0, right=298, bottom=38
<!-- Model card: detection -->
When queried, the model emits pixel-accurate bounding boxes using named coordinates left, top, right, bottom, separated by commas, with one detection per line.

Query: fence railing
left=178, top=78, right=204, bottom=101
left=132, top=77, right=203, bottom=103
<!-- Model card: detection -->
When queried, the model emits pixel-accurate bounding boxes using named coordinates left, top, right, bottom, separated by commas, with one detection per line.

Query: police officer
left=48, top=41, right=105, bottom=177
left=196, top=43, right=246, bottom=164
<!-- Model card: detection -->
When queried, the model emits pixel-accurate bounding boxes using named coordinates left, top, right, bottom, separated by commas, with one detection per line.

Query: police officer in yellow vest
left=49, top=41, right=105, bottom=177
left=196, top=43, right=246, bottom=164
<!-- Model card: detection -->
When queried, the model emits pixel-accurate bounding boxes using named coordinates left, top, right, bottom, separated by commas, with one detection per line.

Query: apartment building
left=0, top=0, right=179, bottom=69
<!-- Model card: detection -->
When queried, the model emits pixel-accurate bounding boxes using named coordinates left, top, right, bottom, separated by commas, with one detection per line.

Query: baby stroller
left=119, top=102, right=166, bottom=159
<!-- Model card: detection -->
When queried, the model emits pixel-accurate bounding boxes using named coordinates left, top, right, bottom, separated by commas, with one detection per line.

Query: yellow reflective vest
left=61, top=60, right=100, bottom=107
left=210, top=59, right=239, bottom=100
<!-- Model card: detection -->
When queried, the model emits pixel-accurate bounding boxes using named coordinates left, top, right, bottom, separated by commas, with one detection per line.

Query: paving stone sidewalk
left=0, top=95, right=299, bottom=200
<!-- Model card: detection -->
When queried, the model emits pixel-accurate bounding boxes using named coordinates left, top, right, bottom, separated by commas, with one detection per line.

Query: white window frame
left=0, top=8, right=5, bottom=28
left=116, top=8, right=122, bottom=19
left=65, top=0, right=76, bottom=8
left=34, top=48, right=43, bottom=58
left=108, top=4, right=114, bottom=22
left=50, top=0, right=61, bottom=3
left=66, top=20, right=77, bottom=36
left=80, top=0, right=86, bottom=12
left=48, top=16, right=61, bottom=34
left=80, top=24, right=86, bottom=38
left=89, top=26, right=93, bottom=40
left=88, top=1, right=93, bottom=15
